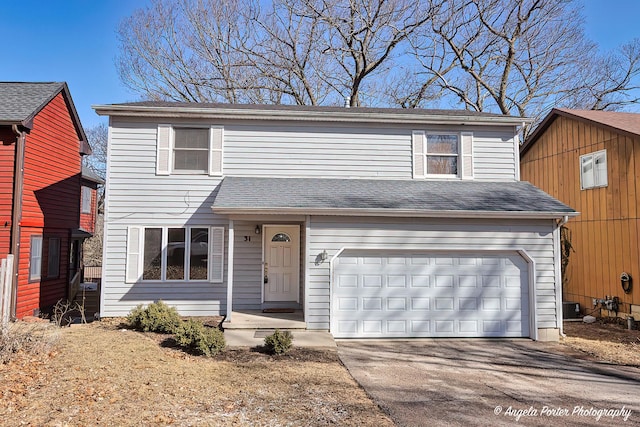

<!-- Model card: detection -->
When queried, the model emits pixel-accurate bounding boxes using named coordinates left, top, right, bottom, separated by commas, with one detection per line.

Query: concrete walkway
left=224, top=329, right=336, bottom=348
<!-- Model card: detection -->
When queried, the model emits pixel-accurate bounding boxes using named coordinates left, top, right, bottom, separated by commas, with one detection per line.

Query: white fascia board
left=92, top=104, right=532, bottom=127
left=212, top=206, right=579, bottom=220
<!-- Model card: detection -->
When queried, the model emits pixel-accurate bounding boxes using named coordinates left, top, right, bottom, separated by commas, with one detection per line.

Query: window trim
left=47, top=237, right=61, bottom=279
left=172, top=126, right=210, bottom=175
left=424, top=132, right=461, bottom=178
left=131, top=226, right=224, bottom=284
left=580, top=149, right=608, bottom=190
left=29, top=235, right=43, bottom=282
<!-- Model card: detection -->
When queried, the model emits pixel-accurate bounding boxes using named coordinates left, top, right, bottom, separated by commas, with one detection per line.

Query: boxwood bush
left=264, top=329, right=293, bottom=355
left=126, top=300, right=182, bottom=334
left=175, top=319, right=226, bottom=356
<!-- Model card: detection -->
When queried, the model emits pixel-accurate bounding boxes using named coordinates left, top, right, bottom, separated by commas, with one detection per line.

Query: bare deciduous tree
left=117, top=0, right=435, bottom=106
left=84, top=123, right=107, bottom=182
left=116, top=0, right=640, bottom=120
left=83, top=123, right=108, bottom=266
left=401, top=0, right=640, bottom=127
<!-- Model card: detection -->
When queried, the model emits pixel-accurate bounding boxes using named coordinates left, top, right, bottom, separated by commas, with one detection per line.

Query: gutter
left=212, top=206, right=579, bottom=220
left=93, top=104, right=533, bottom=127
left=9, top=124, right=27, bottom=319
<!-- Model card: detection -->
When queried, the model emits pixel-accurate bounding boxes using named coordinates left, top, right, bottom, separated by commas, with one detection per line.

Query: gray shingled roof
left=94, top=101, right=531, bottom=126
left=107, top=101, right=512, bottom=118
left=81, top=166, right=105, bottom=184
left=0, top=82, right=65, bottom=124
left=212, top=177, right=575, bottom=217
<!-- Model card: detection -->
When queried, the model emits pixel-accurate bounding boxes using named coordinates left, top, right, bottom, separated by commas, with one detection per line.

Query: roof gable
left=522, top=108, right=640, bottom=156
left=0, top=82, right=90, bottom=154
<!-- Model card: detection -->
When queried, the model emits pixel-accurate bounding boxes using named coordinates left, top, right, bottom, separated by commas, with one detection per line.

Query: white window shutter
left=461, top=132, right=474, bottom=180
left=126, top=227, right=142, bottom=283
left=210, top=226, right=225, bottom=283
left=156, top=124, right=172, bottom=175
left=412, top=131, right=425, bottom=178
left=209, top=126, right=223, bottom=176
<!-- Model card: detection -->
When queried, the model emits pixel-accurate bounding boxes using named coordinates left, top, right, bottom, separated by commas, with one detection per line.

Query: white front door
left=263, top=225, right=300, bottom=302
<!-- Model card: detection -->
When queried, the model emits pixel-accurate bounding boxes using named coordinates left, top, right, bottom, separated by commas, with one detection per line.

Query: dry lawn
left=562, top=319, right=640, bottom=366
left=4, top=317, right=639, bottom=426
left=0, top=321, right=393, bottom=427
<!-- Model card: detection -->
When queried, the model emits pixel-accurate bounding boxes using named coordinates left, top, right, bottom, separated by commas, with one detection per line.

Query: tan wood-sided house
left=520, top=108, right=640, bottom=319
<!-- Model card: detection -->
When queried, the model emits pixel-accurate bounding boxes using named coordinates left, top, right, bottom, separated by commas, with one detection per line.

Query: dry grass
left=4, top=317, right=638, bottom=426
left=0, top=322, right=58, bottom=364
left=562, top=320, right=640, bottom=366
left=0, top=321, right=393, bottom=426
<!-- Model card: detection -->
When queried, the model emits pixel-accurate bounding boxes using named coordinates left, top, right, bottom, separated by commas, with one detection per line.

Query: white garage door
left=332, top=252, right=530, bottom=338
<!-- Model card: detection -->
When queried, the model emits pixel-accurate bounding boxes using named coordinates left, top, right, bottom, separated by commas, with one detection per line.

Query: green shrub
left=264, top=329, right=293, bottom=355
left=175, top=319, right=226, bottom=356
left=126, top=300, right=181, bottom=334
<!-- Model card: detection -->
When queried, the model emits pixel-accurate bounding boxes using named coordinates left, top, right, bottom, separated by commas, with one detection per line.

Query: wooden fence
left=84, top=266, right=102, bottom=281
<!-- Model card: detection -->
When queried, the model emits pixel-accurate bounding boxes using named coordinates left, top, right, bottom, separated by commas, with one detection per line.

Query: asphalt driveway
left=337, top=339, right=640, bottom=426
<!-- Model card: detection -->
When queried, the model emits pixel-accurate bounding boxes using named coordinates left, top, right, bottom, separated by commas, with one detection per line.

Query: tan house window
left=580, top=149, right=607, bottom=190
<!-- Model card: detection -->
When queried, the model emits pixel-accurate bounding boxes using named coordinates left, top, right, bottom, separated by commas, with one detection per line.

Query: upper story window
left=426, top=134, right=459, bottom=176
left=580, top=149, right=607, bottom=190
left=174, top=128, right=209, bottom=173
left=156, top=124, right=223, bottom=176
left=81, top=186, right=92, bottom=214
left=412, top=131, right=473, bottom=180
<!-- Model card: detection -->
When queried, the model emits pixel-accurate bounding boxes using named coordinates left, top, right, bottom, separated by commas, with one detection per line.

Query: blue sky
left=1, top=0, right=639, bottom=129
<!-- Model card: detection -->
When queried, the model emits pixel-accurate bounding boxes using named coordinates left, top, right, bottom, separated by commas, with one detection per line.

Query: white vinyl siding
left=472, top=130, right=518, bottom=180
left=305, top=216, right=557, bottom=334
left=580, top=149, right=607, bottom=190
left=102, top=118, right=526, bottom=318
left=224, top=124, right=411, bottom=178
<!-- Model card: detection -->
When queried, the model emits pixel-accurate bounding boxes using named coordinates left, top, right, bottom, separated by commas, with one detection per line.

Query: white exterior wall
left=306, top=217, right=559, bottom=333
left=101, top=120, right=229, bottom=316
left=472, top=130, right=519, bottom=180
left=101, top=117, right=523, bottom=316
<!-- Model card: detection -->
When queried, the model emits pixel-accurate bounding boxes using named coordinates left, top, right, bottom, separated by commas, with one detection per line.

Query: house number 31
left=244, top=236, right=251, bottom=242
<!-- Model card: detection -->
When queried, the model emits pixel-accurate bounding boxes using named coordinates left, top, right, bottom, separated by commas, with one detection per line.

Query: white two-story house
left=93, top=103, right=576, bottom=341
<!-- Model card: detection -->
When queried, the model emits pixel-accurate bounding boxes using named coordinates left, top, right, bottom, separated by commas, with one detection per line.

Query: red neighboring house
left=80, top=166, right=103, bottom=235
left=0, top=82, right=92, bottom=319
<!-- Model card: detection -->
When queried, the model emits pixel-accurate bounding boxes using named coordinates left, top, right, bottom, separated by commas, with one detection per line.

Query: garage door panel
left=333, top=252, right=530, bottom=338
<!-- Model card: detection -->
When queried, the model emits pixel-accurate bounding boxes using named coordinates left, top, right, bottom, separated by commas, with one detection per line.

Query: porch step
left=222, top=310, right=306, bottom=330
